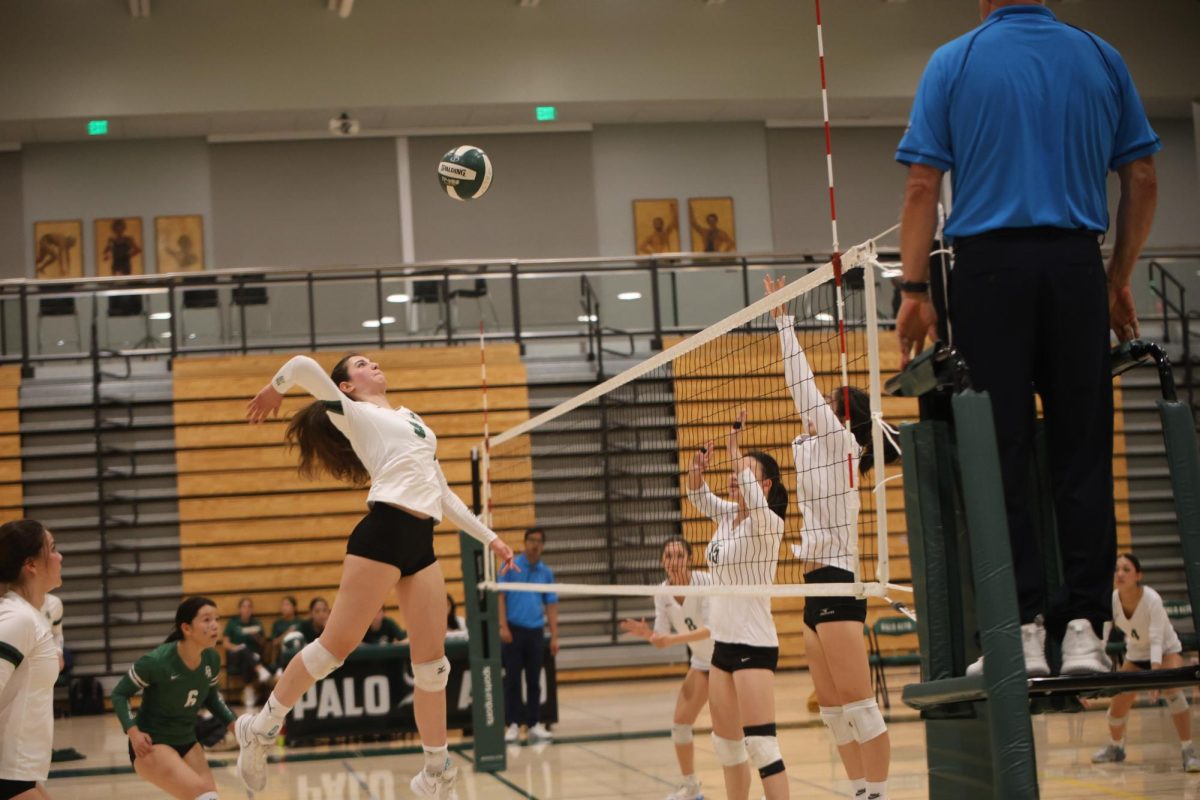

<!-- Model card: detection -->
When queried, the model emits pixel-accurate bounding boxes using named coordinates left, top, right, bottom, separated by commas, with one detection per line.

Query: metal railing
left=1148, top=259, right=1196, bottom=418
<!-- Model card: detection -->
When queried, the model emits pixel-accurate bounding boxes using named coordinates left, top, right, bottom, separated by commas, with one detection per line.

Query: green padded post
left=461, top=533, right=506, bottom=772
left=952, top=391, right=1039, bottom=799
left=1158, top=401, right=1200, bottom=647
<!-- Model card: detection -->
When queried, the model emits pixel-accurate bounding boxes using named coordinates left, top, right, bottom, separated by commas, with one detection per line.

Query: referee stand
left=891, top=340, right=1200, bottom=799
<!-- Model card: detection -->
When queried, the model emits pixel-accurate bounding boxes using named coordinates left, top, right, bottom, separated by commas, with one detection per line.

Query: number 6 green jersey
left=111, top=642, right=235, bottom=745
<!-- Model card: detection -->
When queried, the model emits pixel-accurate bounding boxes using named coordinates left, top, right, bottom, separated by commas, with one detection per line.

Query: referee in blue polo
left=895, top=0, right=1159, bottom=676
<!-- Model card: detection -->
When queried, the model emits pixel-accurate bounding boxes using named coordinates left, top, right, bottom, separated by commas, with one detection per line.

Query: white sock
left=1112, top=736, right=1126, bottom=748
left=1182, top=740, right=1193, bottom=751
left=866, top=780, right=887, bottom=800
left=852, top=777, right=867, bottom=797
left=682, top=773, right=697, bottom=786
left=250, top=693, right=290, bottom=737
left=423, top=744, right=450, bottom=777
left=194, top=793, right=218, bottom=800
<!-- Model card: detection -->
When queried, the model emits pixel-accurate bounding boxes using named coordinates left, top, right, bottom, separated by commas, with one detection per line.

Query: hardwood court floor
left=45, top=670, right=1200, bottom=799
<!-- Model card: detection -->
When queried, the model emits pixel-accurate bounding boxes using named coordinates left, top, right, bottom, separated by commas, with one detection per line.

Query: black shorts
left=803, top=566, right=867, bottom=630
left=0, top=780, right=37, bottom=800
left=711, top=641, right=779, bottom=673
left=127, top=739, right=198, bottom=764
left=347, top=503, right=437, bottom=577
left=1128, top=659, right=1152, bottom=670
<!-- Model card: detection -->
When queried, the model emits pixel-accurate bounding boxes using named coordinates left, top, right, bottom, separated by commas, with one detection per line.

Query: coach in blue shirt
left=895, top=1, right=1159, bottom=677
left=497, top=527, right=559, bottom=740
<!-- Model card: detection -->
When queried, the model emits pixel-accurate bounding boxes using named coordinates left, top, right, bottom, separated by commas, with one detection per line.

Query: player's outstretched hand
left=128, top=726, right=154, bottom=759
left=491, top=538, right=518, bottom=576
left=246, top=383, right=284, bottom=423
left=764, top=275, right=787, bottom=319
left=620, top=617, right=653, bottom=641
left=692, top=440, right=714, bottom=472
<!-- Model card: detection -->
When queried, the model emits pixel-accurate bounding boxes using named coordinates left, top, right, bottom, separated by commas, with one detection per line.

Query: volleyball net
left=481, top=236, right=904, bottom=602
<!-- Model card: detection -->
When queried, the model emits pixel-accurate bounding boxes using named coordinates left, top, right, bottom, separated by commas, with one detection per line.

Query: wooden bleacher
left=0, top=366, right=22, bottom=517
left=669, top=330, right=1132, bottom=668
left=171, top=346, right=530, bottom=638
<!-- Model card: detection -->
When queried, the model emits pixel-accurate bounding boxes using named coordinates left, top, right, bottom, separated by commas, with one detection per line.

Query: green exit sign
left=535, top=106, right=556, bottom=122
left=88, top=120, right=109, bottom=136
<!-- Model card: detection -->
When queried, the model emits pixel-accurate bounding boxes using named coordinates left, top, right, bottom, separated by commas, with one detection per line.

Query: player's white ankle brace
left=819, top=705, right=855, bottom=746
left=844, top=698, right=887, bottom=744
left=744, top=723, right=785, bottom=779
left=711, top=732, right=748, bottom=766
left=671, top=723, right=694, bottom=745
left=1106, top=707, right=1127, bottom=727
left=413, top=656, right=451, bottom=692
left=299, top=640, right=343, bottom=679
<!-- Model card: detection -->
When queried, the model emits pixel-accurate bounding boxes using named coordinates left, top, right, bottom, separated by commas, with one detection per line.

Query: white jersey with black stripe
left=691, top=468, right=785, bottom=649
left=654, top=571, right=715, bottom=669
left=1112, top=586, right=1182, bottom=664
left=271, top=356, right=496, bottom=545
left=0, top=591, right=58, bottom=781
left=776, top=315, right=860, bottom=573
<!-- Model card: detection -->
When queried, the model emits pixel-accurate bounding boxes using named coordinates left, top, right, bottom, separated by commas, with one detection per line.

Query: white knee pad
left=1106, top=706, right=1128, bottom=727
left=744, top=723, right=785, bottom=779
left=413, top=656, right=451, bottom=692
left=819, top=705, right=855, bottom=747
left=671, top=723, right=694, bottom=745
left=299, top=640, right=343, bottom=680
left=1167, top=691, right=1190, bottom=716
left=711, top=733, right=748, bottom=767
left=844, top=698, right=887, bottom=744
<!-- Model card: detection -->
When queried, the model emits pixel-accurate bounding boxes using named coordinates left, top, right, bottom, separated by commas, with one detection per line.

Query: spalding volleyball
left=438, top=145, right=493, bottom=201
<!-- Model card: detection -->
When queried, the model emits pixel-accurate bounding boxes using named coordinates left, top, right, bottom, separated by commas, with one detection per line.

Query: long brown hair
left=284, top=354, right=370, bottom=486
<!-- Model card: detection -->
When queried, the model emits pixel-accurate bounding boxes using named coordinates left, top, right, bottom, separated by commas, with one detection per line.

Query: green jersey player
left=111, top=598, right=237, bottom=800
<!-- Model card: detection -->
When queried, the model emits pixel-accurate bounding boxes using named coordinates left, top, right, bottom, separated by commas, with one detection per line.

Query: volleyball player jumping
left=621, top=536, right=714, bottom=800
left=240, top=354, right=515, bottom=799
left=766, top=275, right=893, bottom=800
left=688, top=423, right=790, bottom=800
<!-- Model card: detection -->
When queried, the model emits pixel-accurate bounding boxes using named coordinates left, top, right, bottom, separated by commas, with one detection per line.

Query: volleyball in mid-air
left=438, top=145, right=492, bottom=201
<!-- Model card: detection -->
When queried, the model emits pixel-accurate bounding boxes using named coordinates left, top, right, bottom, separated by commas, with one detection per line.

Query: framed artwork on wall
left=687, top=197, right=736, bottom=253
left=94, top=217, right=145, bottom=277
left=33, top=220, right=84, bottom=279
left=632, top=199, right=681, bottom=255
left=155, top=215, right=205, bottom=272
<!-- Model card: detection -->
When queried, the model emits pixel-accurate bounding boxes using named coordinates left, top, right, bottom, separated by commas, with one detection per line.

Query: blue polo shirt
left=499, top=553, right=558, bottom=629
left=896, top=4, right=1160, bottom=239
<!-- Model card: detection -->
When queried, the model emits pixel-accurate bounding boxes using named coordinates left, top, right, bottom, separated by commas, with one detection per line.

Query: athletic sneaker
left=529, top=723, right=553, bottom=741
left=1059, top=619, right=1111, bottom=675
left=1184, top=745, right=1200, bottom=773
left=665, top=777, right=703, bottom=800
left=1091, top=743, right=1126, bottom=764
left=964, top=620, right=1049, bottom=677
left=234, top=713, right=272, bottom=791
left=410, top=766, right=459, bottom=799
left=505, top=723, right=520, bottom=743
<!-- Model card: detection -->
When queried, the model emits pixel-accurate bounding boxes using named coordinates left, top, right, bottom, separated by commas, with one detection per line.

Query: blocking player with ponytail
left=689, top=410, right=790, bottom=800
left=767, top=274, right=891, bottom=800
left=238, top=353, right=516, bottom=798
left=111, top=597, right=235, bottom=800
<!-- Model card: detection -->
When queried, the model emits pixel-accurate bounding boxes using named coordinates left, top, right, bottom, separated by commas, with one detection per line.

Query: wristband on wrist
left=898, top=280, right=930, bottom=294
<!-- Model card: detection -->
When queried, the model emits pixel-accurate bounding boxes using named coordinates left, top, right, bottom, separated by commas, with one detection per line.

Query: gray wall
left=767, top=127, right=909, bottom=254
left=20, top=139, right=212, bottom=276
left=593, top=123, right=774, bottom=257
left=409, top=133, right=598, bottom=261
left=209, top=138, right=401, bottom=269
left=1142, top=119, right=1200, bottom=250
left=0, top=153, right=23, bottom=279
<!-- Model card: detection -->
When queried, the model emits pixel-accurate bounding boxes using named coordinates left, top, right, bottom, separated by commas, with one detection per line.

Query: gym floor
left=45, top=669, right=1200, bottom=799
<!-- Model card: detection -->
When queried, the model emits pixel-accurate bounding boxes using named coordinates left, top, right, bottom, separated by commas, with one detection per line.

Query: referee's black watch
left=898, top=280, right=930, bottom=294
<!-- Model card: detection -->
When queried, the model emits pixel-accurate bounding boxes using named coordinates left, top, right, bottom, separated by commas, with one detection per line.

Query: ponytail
left=832, top=386, right=900, bottom=476
left=284, top=354, right=370, bottom=486
left=746, top=451, right=788, bottom=521
left=166, top=596, right=216, bottom=643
